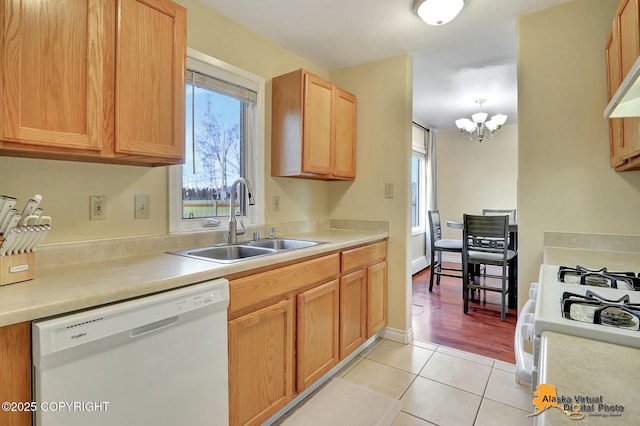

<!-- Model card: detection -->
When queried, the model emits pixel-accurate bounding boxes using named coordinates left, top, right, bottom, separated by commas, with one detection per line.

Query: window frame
left=169, top=48, right=265, bottom=234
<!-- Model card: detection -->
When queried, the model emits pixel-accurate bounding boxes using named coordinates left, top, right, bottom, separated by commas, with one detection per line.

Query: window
left=411, top=151, right=426, bottom=234
left=170, top=49, right=265, bottom=233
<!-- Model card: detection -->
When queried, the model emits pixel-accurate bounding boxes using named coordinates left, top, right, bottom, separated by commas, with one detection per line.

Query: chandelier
left=454, top=99, right=508, bottom=142
left=412, top=0, right=467, bottom=26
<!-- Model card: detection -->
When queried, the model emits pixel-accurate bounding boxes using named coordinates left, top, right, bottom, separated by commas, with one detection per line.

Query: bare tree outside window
left=183, top=81, right=245, bottom=219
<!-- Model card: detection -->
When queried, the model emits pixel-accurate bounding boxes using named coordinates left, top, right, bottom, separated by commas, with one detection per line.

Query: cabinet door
left=228, top=299, right=294, bottom=426
left=115, top=0, right=186, bottom=160
left=302, top=73, right=333, bottom=175
left=339, top=270, right=366, bottom=359
left=0, top=322, right=31, bottom=426
left=297, top=279, right=339, bottom=391
left=333, top=88, right=357, bottom=179
left=618, top=0, right=640, bottom=160
left=367, top=260, right=387, bottom=337
left=606, top=21, right=626, bottom=168
left=1, top=0, right=113, bottom=152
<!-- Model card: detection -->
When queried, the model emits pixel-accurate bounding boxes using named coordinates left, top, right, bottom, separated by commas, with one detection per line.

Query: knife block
left=0, top=252, right=35, bottom=286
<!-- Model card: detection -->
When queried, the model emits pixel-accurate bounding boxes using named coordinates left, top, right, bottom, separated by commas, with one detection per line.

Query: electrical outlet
left=384, top=183, right=394, bottom=199
left=135, top=194, right=150, bottom=219
left=272, top=195, right=281, bottom=212
left=90, top=196, right=106, bottom=220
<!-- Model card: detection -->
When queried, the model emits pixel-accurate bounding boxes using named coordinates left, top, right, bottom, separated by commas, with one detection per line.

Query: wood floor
left=411, top=263, right=517, bottom=364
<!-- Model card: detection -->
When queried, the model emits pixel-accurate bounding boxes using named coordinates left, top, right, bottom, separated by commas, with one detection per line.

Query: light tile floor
left=330, top=338, right=535, bottom=426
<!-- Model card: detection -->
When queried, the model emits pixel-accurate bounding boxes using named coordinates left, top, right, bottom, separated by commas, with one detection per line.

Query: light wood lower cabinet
left=339, top=270, right=367, bottom=358
left=367, top=260, right=388, bottom=337
left=341, top=241, right=388, bottom=338
left=227, top=241, right=387, bottom=425
left=228, top=298, right=294, bottom=426
left=0, top=322, right=31, bottom=426
left=297, top=279, right=340, bottom=392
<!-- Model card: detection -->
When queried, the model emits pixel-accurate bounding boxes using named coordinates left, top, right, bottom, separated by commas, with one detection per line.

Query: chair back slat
left=428, top=210, right=442, bottom=242
left=482, top=209, right=516, bottom=222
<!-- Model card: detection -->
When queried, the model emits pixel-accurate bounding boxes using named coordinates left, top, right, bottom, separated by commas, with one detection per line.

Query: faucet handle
left=269, top=227, right=278, bottom=239
left=237, top=219, right=246, bottom=235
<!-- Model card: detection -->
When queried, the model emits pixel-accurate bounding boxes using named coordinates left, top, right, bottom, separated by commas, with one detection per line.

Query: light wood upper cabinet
left=115, top=0, right=186, bottom=160
left=0, top=0, right=186, bottom=166
left=0, top=0, right=112, bottom=153
left=606, top=19, right=626, bottom=168
left=272, top=69, right=357, bottom=180
left=333, top=88, right=357, bottom=178
left=606, top=0, right=640, bottom=170
left=302, top=74, right=334, bottom=175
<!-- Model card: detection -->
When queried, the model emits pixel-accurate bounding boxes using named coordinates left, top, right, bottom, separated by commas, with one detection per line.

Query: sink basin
left=170, top=244, right=276, bottom=263
left=248, top=238, right=324, bottom=250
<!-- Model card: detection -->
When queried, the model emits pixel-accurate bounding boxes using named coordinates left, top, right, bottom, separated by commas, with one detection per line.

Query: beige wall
left=518, top=0, right=640, bottom=304
left=330, top=55, right=414, bottom=336
left=437, top=124, right=518, bottom=242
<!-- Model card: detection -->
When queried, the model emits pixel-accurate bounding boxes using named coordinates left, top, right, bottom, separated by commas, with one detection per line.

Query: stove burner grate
left=600, top=308, right=636, bottom=328
left=562, top=290, right=640, bottom=330
left=558, top=265, right=639, bottom=291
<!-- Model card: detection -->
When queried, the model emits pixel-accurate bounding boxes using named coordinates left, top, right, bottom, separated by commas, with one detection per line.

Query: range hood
left=605, top=56, right=640, bottom=118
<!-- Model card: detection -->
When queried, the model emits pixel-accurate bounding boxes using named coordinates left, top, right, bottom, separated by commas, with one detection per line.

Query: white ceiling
left=199, top=0, right=572, bottom=130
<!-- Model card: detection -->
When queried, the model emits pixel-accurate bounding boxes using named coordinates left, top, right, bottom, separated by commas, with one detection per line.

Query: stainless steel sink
left=169, top=238, right=326, bottom=264
left=170, top=244, right=277, bottom=263
left=248, top=238, right=324, bottom=250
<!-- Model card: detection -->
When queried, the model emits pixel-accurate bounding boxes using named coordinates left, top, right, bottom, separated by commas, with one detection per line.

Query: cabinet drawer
left=340, top=240, right=387, bottom=274
left=229, top=254, right=340, bottom=314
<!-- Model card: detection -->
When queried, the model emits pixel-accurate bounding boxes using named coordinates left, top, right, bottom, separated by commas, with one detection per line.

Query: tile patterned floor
left=324, top=338, right=535, bottom=425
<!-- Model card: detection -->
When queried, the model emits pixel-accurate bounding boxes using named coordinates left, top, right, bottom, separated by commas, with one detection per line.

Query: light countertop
left=534, top=331, right=640, bottom=425
left=0, top=229, right=387, bottom=327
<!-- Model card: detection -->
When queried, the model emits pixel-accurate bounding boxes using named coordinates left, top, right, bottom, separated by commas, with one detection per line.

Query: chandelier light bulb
left=471, top=112, right=487, bottom=124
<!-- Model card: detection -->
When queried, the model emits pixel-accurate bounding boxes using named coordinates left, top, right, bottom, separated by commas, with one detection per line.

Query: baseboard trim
left=411, top=256, right=429, bottom=275
left=381, top=326, right=414, bottom=344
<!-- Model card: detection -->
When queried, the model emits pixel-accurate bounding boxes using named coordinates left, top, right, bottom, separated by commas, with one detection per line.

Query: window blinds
left=187, top=69, right=257, bottom=104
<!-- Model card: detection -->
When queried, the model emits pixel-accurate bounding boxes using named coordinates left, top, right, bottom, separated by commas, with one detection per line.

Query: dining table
left=446, top=218, right=518, bottom=309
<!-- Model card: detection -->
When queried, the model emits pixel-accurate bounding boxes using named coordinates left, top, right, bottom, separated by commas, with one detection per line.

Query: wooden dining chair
left=462, top=214, right=517, bottom=321
left=427, top=210, right=463, bottom=291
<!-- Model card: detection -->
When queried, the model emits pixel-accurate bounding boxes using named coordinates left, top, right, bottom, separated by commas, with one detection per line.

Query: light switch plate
left=135, top=194, right=150, bottom=219
left=384, top=183, right=394, bottom=199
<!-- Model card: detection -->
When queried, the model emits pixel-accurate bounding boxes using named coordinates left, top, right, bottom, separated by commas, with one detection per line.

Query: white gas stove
left=516, top=263, right=640, bottom=388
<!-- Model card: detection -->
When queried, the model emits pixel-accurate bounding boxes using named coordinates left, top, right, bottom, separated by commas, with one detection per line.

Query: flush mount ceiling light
left=455, top=99, right=508, bottom=142
left=412, top=0, right=467, bottom=26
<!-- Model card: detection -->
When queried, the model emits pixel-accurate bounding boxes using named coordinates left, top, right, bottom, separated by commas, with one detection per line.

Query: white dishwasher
left=32, top=279, right=229, bottom=426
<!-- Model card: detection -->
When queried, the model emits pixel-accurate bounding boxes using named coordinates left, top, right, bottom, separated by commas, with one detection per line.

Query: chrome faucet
left=228, top=178, right=255, bottom=244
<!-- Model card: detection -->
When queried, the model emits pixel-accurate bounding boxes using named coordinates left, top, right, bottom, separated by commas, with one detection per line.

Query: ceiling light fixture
left=455, top=99, right=508, bottom=142
left=412, top=0, right=467, bottom=26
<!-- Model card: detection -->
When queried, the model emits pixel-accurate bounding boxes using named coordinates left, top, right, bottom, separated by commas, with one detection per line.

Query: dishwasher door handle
left=130, top=315, right=179, bottom=337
